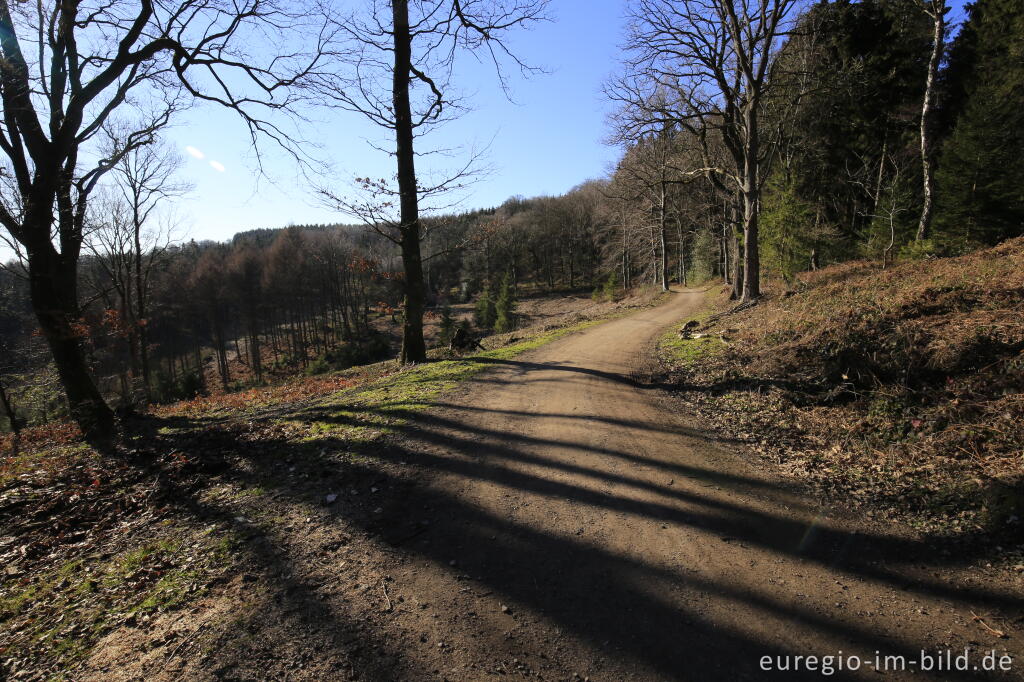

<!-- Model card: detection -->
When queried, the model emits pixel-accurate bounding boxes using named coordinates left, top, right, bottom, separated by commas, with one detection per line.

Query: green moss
left=233, top=486, right=266, bottom=499
left=293, top=318, right=607, bottom=443
left=0, top=531, right=235, bottom=675
left=656, top=305, right=726, bottom=368
left=211, top=530, right=243, bottom=565
left=135, top=568, right=200, bottom=612
left=658, top=328, right=724, bottom=368
left=0, top=580, right=49, bottom=620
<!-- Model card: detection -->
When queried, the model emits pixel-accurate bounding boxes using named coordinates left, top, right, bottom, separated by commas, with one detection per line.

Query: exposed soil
left=659, top=239, right=1024, bottom=541
left=420, top=288, right=663, bottom=345
left=72, top=289, right=1023, bottom=681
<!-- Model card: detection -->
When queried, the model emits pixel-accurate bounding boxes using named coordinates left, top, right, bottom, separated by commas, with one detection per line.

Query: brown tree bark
left=392, top=0, right=427, bottom=363
left=659, top=180, right=670, bottom=291
left=0, top=380, right=20, bottom=435
left=741, top=105, right=760, bottom=303
left=132, top=205, right=153, bottom=401
left=27, top=243, right=114, bottom=441
left=728, top=200, right=744, bottom=299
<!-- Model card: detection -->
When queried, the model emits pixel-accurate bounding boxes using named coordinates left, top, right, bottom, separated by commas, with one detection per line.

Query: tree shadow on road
left=132, top=370, right=1023, bottom=680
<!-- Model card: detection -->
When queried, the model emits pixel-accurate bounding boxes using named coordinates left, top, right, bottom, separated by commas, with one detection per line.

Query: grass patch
left=293, top=318, right=608, bottom=443
left=0, top=528, right=238, bottom=676
left=657, top=305, right=724, bottom=368
left=659, top=332, right=725, bottom=368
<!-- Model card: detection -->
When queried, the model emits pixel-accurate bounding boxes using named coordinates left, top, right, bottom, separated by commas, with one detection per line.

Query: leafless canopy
left=315, top=0, right=548, bottom=241
left=321, top=0, right=548, bottom=131
left=0, top=0, right=333, bottom=258
left=608, top=0, right=800, bottom=189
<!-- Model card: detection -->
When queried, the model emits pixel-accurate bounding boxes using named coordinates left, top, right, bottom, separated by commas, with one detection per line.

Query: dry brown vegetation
left=663, top=238, right=1024, bottom=543
left=0, top=288, right=663, bottom=679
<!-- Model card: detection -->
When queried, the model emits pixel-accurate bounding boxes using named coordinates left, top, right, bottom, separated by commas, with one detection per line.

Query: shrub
left=474, top=283, right=497, bottom=330
left=438, top=305, right=457, bottom=345
left=494, top=272, right=517, bottom=333
left=154, top=369, right=205, bottom=403
left=307, top=332, right=392, bottom=375
left=898, top=238, right=943, bottom=261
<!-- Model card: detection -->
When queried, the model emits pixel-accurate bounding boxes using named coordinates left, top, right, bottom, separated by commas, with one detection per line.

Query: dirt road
left=360, top=289, right=1022, bottom=680
left=84, top=289, right=1022, bottom=681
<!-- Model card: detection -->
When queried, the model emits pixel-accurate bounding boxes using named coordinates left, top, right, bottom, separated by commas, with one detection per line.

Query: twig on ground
left=970, top=611, right=1008, bottom=638
left=164, top=623, right=208, bottom=673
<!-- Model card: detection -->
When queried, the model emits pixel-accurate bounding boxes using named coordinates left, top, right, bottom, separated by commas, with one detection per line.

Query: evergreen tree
left=766, top=0, right=931, bottom=250
left=438, top=305, right=457, bottom=345
left=601, top=271, right=618, bottom=302
left=494, top=272, right=517, bottom=334
left=474, top=283, right=497, bottom=330
left=760, top=174, right=816, bottom=281
left=935, top=0, right=1024, bottom=249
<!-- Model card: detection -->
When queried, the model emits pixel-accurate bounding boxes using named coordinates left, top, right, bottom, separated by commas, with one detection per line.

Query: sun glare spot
left=185, top=146, right=205, bottom=160
left=209, top=160, right=226, bottom=173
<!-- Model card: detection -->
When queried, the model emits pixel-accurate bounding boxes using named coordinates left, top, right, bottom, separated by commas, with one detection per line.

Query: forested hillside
left=661, top=237, right=1024, bottom=537
left=2, top=0, right=1023, bottom=679
left=3, top=0, right=1019, bottom=441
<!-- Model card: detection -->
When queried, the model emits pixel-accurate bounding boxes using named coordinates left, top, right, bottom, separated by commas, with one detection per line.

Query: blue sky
left=164, top=1, right=629, bottom=243
left=163, top=0, right=972, bottom=245
left=0, top=0, right=971, bottom=259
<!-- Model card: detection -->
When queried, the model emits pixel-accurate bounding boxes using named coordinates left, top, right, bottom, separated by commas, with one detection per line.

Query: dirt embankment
left=660, top=238, right=1024, bottom=551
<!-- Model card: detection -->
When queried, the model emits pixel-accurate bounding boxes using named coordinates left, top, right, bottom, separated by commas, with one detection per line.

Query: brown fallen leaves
left=663, top=238, right=1024, bottom=547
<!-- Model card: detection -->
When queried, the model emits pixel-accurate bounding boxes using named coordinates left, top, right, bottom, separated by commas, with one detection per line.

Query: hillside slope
left=662, top=238, right=1024, bottom=547
left=0, top=289, right=664, bottom=679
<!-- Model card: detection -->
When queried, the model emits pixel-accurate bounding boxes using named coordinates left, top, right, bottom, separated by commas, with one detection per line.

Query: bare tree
left=87, top=140, right=188, bottom=402
left=913, top=0, right=949, bottom=242
left=610, top=0, right=800, bottom=302
left=318, top=0, right=548, bottom=363
left=607, top=135, right=680, bottom=291
left=848, top=145, right=914, bottom=269
left=0, top=1, right=329, bottom=441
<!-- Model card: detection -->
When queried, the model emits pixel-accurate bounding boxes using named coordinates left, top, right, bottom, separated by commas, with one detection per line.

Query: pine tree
left=438, top=305, right=456, bottom=345
left=601, top=271, right=618, bottom=302
left=936, top=0, right=1024, bottom=249
left=760, top=173, right=817, bottom=280
left=474, top=283, right=497, bottom=330
left=765, top=0, right=931, bottom=250
left=494, top=272, right=517, bottom=333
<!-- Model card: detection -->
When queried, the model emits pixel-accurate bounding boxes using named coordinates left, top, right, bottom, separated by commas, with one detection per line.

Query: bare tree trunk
left=741, top=107, right=761, bottom=302
left=0, top=381, right=20, bottom=435
left=810, top=206, right=821, bottom=271
left=127, top=196, right=153, bottom=402
left=621, top=226, right=630, bottom=289
left=28, top=245, right=114, bottom=442
left=729, top=200, right=744, bottom=299
left=916, top=2, right=945, bottom=242
left=873, top=136, right=888, bottom=219
left=393, top=0, right=427, bottom=363
left=212, top=313, right=230, bottom=390
left=676, top=221, right=686, bottom=286
left=732, top=231, right=744, bottom=299
left=659, top=181, right=670, bottom=291
left=722, top=224, right=731, bottom=285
